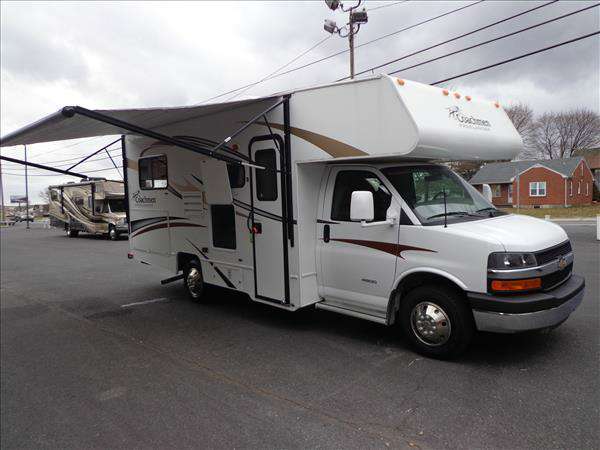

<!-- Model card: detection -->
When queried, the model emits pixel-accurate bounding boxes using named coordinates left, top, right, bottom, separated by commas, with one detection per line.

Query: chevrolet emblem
left=558, top=256, right=567, bottom=270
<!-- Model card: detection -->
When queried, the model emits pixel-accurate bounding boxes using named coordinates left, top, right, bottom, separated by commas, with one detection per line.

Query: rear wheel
left=399, top=285, right=474, bottom=359
left=184, top=260, right=204, bottom=302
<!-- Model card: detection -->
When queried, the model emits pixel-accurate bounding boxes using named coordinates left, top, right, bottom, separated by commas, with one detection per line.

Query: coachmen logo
left=447, top=106, right=492, bottom=130
left=132, top=190, right=157, bottom=204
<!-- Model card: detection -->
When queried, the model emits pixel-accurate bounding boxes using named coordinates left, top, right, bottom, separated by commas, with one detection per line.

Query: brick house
left=572, top=147, right=600, bottom=189
left=470, top=157, right=594, bottom=208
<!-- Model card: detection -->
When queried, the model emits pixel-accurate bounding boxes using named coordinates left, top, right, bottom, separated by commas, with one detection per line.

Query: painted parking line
left=121, top=297, right=169, bottom=308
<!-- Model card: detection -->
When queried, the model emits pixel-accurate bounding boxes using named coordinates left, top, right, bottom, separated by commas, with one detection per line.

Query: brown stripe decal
left=331, top=239, right=436, bottom=259
left=256, top=122, right=367, bottom=158
left=132, top=222, right=205, bottom=237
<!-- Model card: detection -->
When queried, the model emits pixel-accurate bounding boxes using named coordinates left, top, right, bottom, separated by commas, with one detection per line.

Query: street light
left=322, top=0, right=367, bottom=79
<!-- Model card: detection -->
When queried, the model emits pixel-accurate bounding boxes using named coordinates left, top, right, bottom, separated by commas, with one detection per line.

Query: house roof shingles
left=470, top=157, right=586, bottom=184
left=572, top=147, right=600, bottom=169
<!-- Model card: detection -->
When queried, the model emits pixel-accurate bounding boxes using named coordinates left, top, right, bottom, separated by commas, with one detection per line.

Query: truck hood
left=449, top=214, right=568, bottom=252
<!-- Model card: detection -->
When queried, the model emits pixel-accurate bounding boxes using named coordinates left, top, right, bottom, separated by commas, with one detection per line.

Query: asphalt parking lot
left=1, top=222, right=598, bottom=449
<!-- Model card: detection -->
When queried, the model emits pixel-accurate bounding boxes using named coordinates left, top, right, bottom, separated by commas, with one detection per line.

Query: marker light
left=231, top=143, right=239, bottom=151
left=443, top=89, right=449, bottom=96
left=396, top=79, right=405, bottom=86
left=454, top=92, right=461, bottom=99
left=465, top=95, right=472, bottom=101
left=491, top=278, right=541, bottom=292
left=494, top=101, right=500, bottom=108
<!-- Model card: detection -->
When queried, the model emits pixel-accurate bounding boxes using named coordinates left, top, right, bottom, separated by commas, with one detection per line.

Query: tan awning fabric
left=0, top=97, right=277, bottom=147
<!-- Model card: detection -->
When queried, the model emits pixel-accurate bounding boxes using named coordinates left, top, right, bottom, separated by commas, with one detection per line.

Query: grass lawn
left=501, top=204, right=600, bottom=218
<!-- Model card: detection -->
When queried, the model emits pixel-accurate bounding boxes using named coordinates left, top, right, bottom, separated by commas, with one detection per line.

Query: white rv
left=0, top=76, right=584, bottom=358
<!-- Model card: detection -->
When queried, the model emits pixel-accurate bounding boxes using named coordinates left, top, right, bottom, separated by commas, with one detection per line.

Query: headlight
left=116, top=218, right=125, bottom=226
left=488, top=252, right=537, bottom=270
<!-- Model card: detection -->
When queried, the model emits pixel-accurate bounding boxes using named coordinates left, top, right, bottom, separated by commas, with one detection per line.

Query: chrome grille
left=535, top=241, right=572, bottom=265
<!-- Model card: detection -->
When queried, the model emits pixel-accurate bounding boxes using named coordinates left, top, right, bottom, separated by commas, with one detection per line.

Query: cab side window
left=139, top=155, right=168, bottom=189
left=331, top=170, right=391, bottom=222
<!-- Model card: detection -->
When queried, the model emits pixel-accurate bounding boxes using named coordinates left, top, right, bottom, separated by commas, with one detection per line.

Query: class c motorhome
left=0, top=75, right=584, bottom=358
left=48, top=179, right=128, bottom=240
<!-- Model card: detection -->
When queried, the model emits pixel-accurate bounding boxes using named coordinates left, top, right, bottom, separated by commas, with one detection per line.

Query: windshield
left=106, top=198, right=125, bottom=213
left=382, top=165, right=504, bottom=225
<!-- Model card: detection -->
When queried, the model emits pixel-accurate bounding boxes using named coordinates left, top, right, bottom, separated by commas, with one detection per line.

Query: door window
left=255, top=149, right=277, bottom=201
left=211, top=205, right=236, bottom=249
left=331, top=170, right=391, bottom=222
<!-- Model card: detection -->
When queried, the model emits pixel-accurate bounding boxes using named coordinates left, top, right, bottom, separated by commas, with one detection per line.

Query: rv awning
left=0, top=97, right=278, bottom=147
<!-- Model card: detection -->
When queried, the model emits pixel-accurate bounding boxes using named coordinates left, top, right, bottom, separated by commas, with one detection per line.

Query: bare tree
left=532, top=108, right=600, bottom=159
left=505, top=102, right=537, bottom=159
left=39, top=188, right=50, bottom=203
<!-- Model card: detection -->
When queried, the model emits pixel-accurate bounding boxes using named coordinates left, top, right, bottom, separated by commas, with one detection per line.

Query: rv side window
left=139, top=155, right=168, bottom=189
left=331, top=170, right=391, bottom=222
left=255, top=149, right=277, bottom=201
left=50, top=190, right=58, bottom=201
left=227, top=163, right=245, bottom=189
left=211, top=205, right=236, bottom=249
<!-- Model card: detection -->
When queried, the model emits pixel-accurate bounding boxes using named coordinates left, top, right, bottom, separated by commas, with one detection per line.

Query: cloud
left=1, top=0, right=598, bottom=203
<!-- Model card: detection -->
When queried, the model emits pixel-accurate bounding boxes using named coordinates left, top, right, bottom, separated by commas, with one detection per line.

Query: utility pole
left=323, top=1, right=368, bottom=79
left=24, top=145, right=30, bottom=229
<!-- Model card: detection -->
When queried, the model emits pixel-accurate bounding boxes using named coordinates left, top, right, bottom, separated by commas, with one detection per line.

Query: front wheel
left=184, top=261, right=204, bottom=302
left=399, top=285, right=474, bottom=359
left=108, top=226, right=119, bottom=241
left=66, top=224, right=79, bottom=238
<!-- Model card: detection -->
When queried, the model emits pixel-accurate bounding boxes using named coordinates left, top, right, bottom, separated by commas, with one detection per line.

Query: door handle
left=323, top=224, right=330, bottom=243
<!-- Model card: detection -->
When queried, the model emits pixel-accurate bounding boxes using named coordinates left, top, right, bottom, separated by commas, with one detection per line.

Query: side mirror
left=350, top=191, right=374, bottom=222
left=482, top=184, right=493, bottom=202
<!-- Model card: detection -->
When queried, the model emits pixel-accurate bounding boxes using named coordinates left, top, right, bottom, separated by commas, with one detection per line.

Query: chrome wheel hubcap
left=410, top=301, right=451, bottom=346
left=186, top=267, right=202, bottom=298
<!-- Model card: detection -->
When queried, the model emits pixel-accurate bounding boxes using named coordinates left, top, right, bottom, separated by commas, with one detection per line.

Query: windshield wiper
left=476, top=207, right=497, bottom=213
left=426, top=211, right=475, bottom=220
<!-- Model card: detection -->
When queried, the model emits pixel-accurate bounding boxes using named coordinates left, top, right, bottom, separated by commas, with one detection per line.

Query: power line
left=2, top=165, right=123, bottom=177
left=430, top=30, right=600, bottom=85
left=340, top=0, right=558, bottom=81
left=27, top=135, right=108, bottom=158
left=196, top=0, right=483, bottom=104
left=386, top=3, right=598, bottom=76
left=366, top=1, right=410, bottom=12
left=226, top=35, right=333, bottom=102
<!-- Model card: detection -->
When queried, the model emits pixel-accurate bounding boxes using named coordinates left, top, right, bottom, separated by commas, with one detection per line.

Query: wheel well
left=177, top=252, right=200, bottom=273
left=387, top=272, right=465, bottom=325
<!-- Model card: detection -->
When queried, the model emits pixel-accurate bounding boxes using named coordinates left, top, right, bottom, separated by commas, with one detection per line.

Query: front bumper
left=116, top=225, right=129, bottom=234
left=467, top=275, right=585, bottom=333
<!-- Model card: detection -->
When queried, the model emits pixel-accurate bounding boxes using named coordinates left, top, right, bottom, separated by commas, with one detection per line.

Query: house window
left=529, top=181, right=546, bottom=197
left=254, top=149, right=277, bottom=201
left=569, top=181, right=573, bottom=196
left=577, top=181, right=581, bottom=195
left=586, top=183, right=589, bottom=196
left=492, top=184, right=502, bottom=197
left=331, top=170, right=391, bottom=222
left=211, top=205, right=236, bottom=249
left=139, top=155, right=168, bottom=189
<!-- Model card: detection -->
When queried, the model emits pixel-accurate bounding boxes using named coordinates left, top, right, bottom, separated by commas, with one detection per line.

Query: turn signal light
left=127, top=252, right=134, bottom=259
left=491, top=278, right=541, bottom=292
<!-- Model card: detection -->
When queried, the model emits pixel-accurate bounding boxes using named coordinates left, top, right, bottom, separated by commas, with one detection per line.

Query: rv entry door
left=250, top=135, right=287, bottom=303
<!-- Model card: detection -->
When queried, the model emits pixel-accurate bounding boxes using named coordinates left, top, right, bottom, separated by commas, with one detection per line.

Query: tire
left=66, top=224, right=79, bottom=238
left=108, top=226, right=119, bottom=241
left=184, top=260, right=204, bottom=302
left=399, top=285, right=474, bottom=359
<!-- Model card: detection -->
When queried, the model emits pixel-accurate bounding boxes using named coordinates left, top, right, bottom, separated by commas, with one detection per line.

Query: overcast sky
left=1, top=0, right=598, bottom=204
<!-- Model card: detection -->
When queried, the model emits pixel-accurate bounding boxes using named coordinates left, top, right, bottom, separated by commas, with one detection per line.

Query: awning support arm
left=67, top=137, right=121, bottom=171
left=62, top=106, right=248, bottom=166
left=105, top=149, right=122, bottom=179
left=61, top=99, right=285, bottom=168
left=0, top=155, right=87, bottom=178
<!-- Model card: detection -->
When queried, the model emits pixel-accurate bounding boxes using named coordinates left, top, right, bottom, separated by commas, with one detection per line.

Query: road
left=1, top=223, right=598, bottom=449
